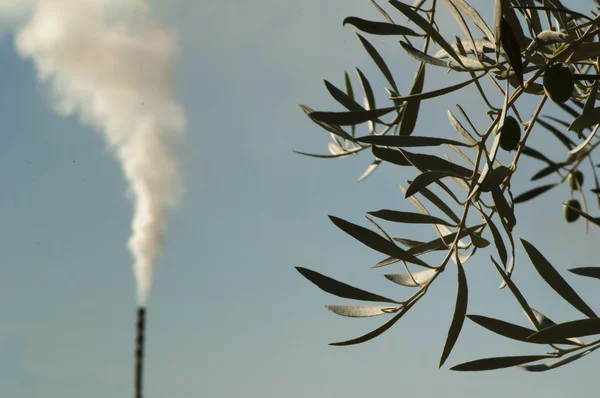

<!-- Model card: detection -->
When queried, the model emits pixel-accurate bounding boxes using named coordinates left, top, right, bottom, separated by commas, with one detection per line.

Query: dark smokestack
left=135, top=307, right=146, bottom=398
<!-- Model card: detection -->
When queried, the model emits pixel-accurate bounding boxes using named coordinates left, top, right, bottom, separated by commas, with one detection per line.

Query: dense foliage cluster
left=297, top=0, right=600, bottom=372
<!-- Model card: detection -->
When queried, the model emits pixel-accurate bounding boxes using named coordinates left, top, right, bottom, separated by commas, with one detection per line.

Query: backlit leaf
left=330, top=216, right=429, bottom=267
left=450, top=355, right=550, bottom=371
left=385, top=269, right=438, bottom=287
left=569, top=267, right=600, bottom=280
left=357, top=135, right=469, bottom=147
left=528, top=319, right=600, bottom=343
left=356, top=33, right=399, bottom=93
left=368, top=209, right=454, bottom=226
left=390, top=0, right=463, bottom=64
left=343, top=17, right=423, bottom=36
left=521, top=239, right=597, bottom=318
left=406, top=171, right=466, bottom=198
left=296, top=267, right=399, bottom=303
left=519, top=346, right=600, bottom=372
left=325, top=305, right=396, bottom=318
left=329, top=309, right=405, bottom=346
left=439, top=256, right=468, bottom=367
left=513, top=183, right=559, bottom=204
left=309, top=107, right=397, bottom=126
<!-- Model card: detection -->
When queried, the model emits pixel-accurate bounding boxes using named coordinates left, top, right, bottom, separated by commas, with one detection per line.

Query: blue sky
left=1, top=0, right=599, bottom=396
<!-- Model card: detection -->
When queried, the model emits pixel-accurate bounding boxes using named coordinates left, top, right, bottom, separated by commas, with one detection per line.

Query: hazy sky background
left=1, top=0, right=599, bottom=396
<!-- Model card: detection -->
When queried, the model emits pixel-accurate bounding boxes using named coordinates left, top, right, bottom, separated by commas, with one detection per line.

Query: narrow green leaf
left=492, top=187, right=516, bottom=231
left=513, top=183, right=559, bottom=204
left=448, top=110, right=477, bottom=145
left=369, top=0, right=394, bottom=24
left=299, top=104, right=354, bottom=141
left=309, top=107, right=397, bottom=126
left=330, top=216, right=429, bottom=267
left=445, top=0, right=495, bottom=42
left=390, top=73, right=486, bottom=102
left=390, top=0, right=462, bottom=64
left=519, top=345, right=600, bottom=372
left=368, top=209, right=454, bottom=226
left=528, top=319, right=600, bottom=343
left=343, top=17, right=423, bottom=36
left=479, top=166, right=512, bottom=192
left=467, top=315, right=577, bottom=345
left=357, top=159, right=381, bottom=182
left=439, top=257, right=468, bottom=367
left=416, top=186, right=461, bottom=224
left=393, top=237, right=427, bottom=248
left=293, top=148, right=363, bottom=159
left=499, top=17, right=523, bottom=86
left=521, top=146, right=554, bottom=164
left=325, top=305, right=395, bottom=318
left=406, top=171, right=465, bottom=198
left=537, top=119, right=575, bottom=149
left=329, top=309, right=405, bottom=346
left=409, top=224, right=484, bottom=255
left=434, top=38, right=495, bottom=59
left=569, top=267, right=600, bottom=280
left=295, top=267, right=399, bottom=303
left=324, top=80, right=364, bottom=112
left=357, top=135, right=469, bottom=147
left=521, top=239, right=597, bottom=318
left=399, top=62, right=425, bottom=136
left=356, top=68, right=376, bottom=113
left=372, top=146, right=411, bottom=166
left=401, top=149, right=474, bottom=177
left=356, top=33, right=399, bottom=93
left=531, top=163, right=566, bottom=181
left=344, top=71, right=355, bottom=103
left=480, top=211, right=507, bottom=266
left=385, top=269, right=438, bottom=287
left=569, top=125, right=600, bottom=156
left=450, top=355, right=550, bottom=371
left=400, top=41, right=448, bottom=67
left=491, top=257, right=540, bottom=330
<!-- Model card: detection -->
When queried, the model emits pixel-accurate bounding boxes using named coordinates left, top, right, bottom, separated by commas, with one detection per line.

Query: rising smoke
left=6, top=0, right=186, bottom=305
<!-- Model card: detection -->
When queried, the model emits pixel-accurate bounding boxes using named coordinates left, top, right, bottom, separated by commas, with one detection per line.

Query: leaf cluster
left=296, top=0, right=600, bottom=372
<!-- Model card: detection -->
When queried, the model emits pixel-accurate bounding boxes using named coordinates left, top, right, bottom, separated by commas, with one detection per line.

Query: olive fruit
left=543, top=64, right=574, bottom=104
left=563, top=199, right=581, bottom=223
left=494, top=116, right=521, bottom=151
left=568, top=170, right=584, bottom=190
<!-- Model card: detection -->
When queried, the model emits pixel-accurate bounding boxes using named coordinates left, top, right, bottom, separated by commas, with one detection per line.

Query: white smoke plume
left=8, top=0, right=186, bottom=305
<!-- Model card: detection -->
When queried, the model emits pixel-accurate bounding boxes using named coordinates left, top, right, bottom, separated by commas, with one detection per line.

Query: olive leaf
left=296, top=267, right=400, bottom=304
left=467, top=315, right=576, bottom=345
left=527, top=319, right=600, bottom=343
left=569, top=267, right=600, bottom=280
left=309, top=107, right=397, bottom=126
left=390, top=0, right=463, bottom=64
left=356, top=33, right=399, bottom=93
left=343, top=17, right=423, bottom=36
left=521, top=239, right=597, bottom=319
left=519, top=346, right=600, bottom=372
left=329, top=309, right=406, bottom=346
left=368, top=209, right=454, bottom=226
left=325, top=305, right=397, bottom=318
left=439, top=255, right=468, bottom=367
left=450, top=355, right=551, bottom=371
left=356, top=135, right=469, bottom=147
left=406, top=171, right=466, bottom=198
left=513, top=183, right=559, bottom=204
left=385, top=269, right=438, bottom=287
left=499, top=17, right=524, bottom=86
left=329, top=216, right=429, bottom=267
